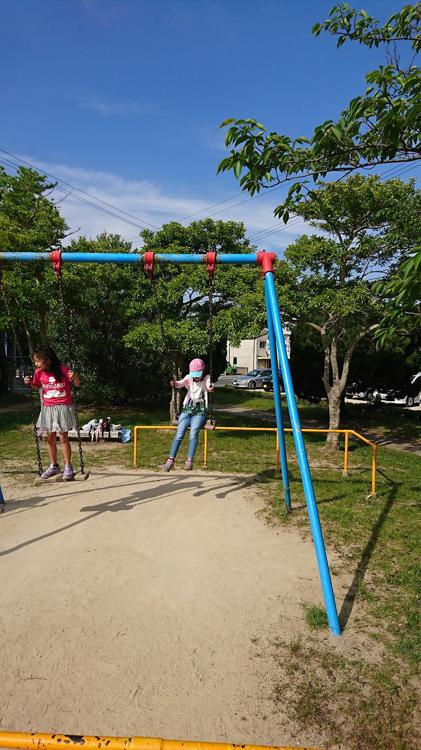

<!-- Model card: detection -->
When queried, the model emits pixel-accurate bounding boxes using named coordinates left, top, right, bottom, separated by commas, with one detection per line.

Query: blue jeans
left=169, top=411, right=206, bottom=460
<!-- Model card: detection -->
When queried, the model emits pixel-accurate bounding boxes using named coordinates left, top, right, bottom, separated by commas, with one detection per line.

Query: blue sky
left=0, top=0, right=416, bottom=249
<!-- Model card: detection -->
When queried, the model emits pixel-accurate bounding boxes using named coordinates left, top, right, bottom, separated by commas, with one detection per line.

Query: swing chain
left=52, top=256, right=86, bottom=475
left=204, top=252, right=217, bottom=426
left=143, top=251, right=178, bottom=421
left=0, top=266, right=44, bottom=476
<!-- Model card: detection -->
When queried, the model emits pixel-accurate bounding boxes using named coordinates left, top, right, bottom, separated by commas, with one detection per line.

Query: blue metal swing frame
left=0, top=248, right=341, bottom=635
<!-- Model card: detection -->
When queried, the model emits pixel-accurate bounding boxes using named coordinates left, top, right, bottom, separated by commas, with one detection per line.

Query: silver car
left=232, top=369, right=272, bottom=389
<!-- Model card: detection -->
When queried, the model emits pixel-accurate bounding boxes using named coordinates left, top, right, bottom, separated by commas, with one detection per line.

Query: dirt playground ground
left=0, top=469, right=372, bottom=748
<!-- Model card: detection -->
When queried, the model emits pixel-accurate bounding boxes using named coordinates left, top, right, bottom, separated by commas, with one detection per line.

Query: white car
left=232, top=369, right=272, bottom=389
left=384, top=373, right=421, bottom=407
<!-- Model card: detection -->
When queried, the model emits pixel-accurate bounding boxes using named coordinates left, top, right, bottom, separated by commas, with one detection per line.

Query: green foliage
left=218, top=3, right=421, bottom=221
left=125, top=219, right=266, bottom=369
left=375, top=246, right=421, bottom=345
left=218, top=3, right=421, bottom=345
left=0, top=178, right=268, bottom=405
left=303, top=604, right=328, bottom=630
left=0, top=166, right=68, bottom=251
left=0, top=166, right=68, bottom=345
left=274, top=176, right=419, bottom=431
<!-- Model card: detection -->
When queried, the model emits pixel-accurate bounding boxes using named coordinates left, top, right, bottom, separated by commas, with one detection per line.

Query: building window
left=233, top=357, right=237, bottom=365
left=259, top=340, right=266, bottom=349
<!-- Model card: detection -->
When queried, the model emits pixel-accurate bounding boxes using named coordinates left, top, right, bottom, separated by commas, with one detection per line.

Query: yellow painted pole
left=133, top=427, right=138, bottom=467
left=372, top=444, right=377, bottom=497
left=204, top=428, right=208, bottom=467
left=0, top=732, right=321, bottom=750
left=343, top=431, right=349, bottom=476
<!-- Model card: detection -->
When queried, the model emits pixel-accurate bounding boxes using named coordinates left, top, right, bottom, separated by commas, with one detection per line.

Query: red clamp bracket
left=204, top=251, right=217, bottom=278
left=143, top=251, right=155, bottom=277
left=50, top=248, right=63, bottom=277
left=256, top=250, right=276, bottom=277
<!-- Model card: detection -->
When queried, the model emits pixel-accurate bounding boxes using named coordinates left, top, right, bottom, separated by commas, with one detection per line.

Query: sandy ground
left=0, top=469, right=370, bottom=747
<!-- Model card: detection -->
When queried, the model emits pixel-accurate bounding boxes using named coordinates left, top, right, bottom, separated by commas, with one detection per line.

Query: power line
left=179, top=157, right=421, bottom=226
left=0, top=156, right=150, bottom=234
left=0, top=147, right=159, bottom=230
left=1, top=146, right=419, bottom=244
left=179, top=182, right=283, bottom=222
left=247, top=161, right=421, bottom=245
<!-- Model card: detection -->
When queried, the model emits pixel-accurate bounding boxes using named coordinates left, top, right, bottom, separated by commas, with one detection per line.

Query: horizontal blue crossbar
left=0, top=251, right=259, bottom=264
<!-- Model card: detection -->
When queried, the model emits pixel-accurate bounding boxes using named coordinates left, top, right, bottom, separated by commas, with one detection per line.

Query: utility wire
left=0, top=156, right=150, bottom=233
left=247, top=161, right=421, bottom=244
left=0, top=147, right=159, bottom=230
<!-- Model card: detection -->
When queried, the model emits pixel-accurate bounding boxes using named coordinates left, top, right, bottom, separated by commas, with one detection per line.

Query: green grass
left=303, top=604, right=329, bottom=630
left=273, top=637, right=416, bottom=750
left=1, top=390, right=420, bottom=749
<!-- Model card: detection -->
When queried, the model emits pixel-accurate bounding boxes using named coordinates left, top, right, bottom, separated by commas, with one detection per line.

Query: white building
left=227, top=327, right=291, bottom=374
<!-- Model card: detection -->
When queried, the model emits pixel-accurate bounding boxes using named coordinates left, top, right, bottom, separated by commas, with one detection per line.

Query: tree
left=0, top=166, right=68, bottom=351
left=217, top=2, right=420, bottom=382
left=46, top=233, right=153, bottom=405
left=125, top=218, right=266, bottom=420
left=274, top=175, right=419, bottom=447
left=218, top=3, right=421, bottom=221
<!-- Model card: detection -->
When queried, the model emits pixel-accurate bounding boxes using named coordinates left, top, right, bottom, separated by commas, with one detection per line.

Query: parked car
left=345, top=382, right=387, bottom=403
left=384, top=372, right=421, bottom=407
left=262, top=371, right=284, bottom=392
left=232, top=368, right=272, bottom=389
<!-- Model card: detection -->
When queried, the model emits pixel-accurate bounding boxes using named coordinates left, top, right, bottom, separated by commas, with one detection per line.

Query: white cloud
left=196, top=125, right=227, bottom=153
left=75, top=93, right=155, bottom=117
left=18, top=154, right=312, bottom=251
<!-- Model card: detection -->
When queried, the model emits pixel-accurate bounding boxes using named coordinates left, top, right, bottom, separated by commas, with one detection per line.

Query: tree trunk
left=0, top=332, right=8, bottom=396
left=169, top=356, right=183, bottom=423
left=326, top=388, right=342, bottom=450
left=311, top=323, right=378, bottom=450
left=23, top=320, right=35, bottom=356
left=169, top=388, right=177, bottom=424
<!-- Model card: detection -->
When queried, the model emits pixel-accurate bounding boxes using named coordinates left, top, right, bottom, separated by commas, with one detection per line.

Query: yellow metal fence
left=0, top=731, right=321, bottom=750
left=133, top=425, right=377, bottom=497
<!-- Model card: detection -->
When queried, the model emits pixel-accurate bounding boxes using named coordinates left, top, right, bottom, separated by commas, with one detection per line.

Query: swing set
left=0, top=246, right=342, bottom=636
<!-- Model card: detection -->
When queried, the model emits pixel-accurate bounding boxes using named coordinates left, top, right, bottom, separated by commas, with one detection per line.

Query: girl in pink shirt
left=24, top=346, right=80, bottom=480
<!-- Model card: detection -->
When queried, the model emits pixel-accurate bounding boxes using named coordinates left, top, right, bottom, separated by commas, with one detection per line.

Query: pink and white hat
left=189, top=358, right=205, bottom=378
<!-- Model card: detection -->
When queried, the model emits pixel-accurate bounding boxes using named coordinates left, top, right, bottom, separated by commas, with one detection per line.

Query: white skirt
left=37, top=405, right=76, bottom=434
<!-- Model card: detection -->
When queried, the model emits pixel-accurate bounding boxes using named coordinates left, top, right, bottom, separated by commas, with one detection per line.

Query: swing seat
left=34, top=471, right=90, bottom=485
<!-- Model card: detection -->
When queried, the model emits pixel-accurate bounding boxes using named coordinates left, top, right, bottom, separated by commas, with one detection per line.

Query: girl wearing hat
left=163, top=358, right=214, bottom=471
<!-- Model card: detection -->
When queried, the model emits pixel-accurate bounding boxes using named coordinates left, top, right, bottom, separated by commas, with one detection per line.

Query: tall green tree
left=0, top=166, right=68, bottom=346
left=126, top=218, right=266, bottom=420
left=275, top=175, right=419, bottom=447
left=217, top=3, right=421, bottom=342
left=46, top=233, right=151, bottom=404
left=0, top=167, right=68, bottom=391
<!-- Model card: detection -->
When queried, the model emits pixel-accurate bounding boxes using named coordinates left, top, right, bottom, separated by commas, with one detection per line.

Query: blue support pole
left=265, top=286, right=291, bottom=511
left=0, top=485, right=5, bottom=513
left=265, top=271, right=341, bottom=636
left=0, top=251, right=258, bottom=265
